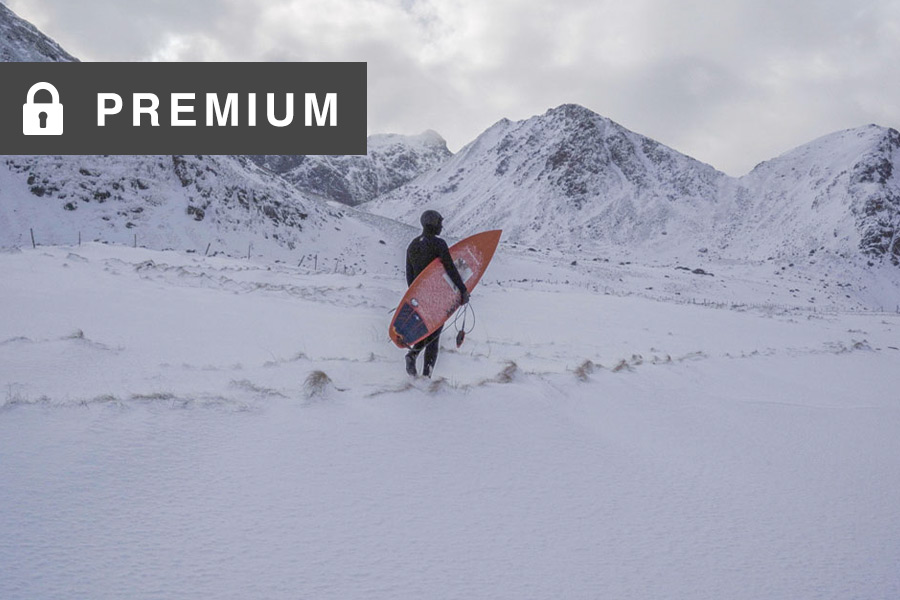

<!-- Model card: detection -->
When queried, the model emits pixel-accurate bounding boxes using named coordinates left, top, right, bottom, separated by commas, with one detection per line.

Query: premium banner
left=0, top=62, right=366, bottom=155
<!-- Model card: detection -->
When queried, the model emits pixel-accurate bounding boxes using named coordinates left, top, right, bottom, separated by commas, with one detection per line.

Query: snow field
left=2, top=243, right=900, bottom=599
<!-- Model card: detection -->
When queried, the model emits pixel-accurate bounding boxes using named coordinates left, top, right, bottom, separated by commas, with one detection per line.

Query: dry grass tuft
left=304, top=370, right=332, bottom=399
left=574, top=360, right=596, bottom=381
left=493, top=361, right=518, bottom=383
left=612, top=359, right=632, bottom=373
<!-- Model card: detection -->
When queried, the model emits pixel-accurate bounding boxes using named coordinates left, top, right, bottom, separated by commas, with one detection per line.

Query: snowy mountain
left=0, top=154, right=412, bottom=273
left=247, top=130, right=452, bottom=206
left=366, top=104, right=728, bottom=252
left=366, top=105, right=900, bottom=270
left=0, top=3, right=77, bottom=62
left=731, top=125, right=900, bottom=264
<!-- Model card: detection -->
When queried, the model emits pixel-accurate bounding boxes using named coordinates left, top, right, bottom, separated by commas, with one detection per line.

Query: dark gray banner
left=0, top=62, right=366, bottom=155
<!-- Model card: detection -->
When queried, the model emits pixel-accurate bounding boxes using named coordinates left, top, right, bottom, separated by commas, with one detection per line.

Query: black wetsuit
left=405, top=226, right=467, bottom=376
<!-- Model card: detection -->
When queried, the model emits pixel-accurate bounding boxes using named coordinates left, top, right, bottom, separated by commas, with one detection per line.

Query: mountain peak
left=544, top=103, right=600, bottom=119
left=414, top=129, right=449, bottom=147
left=747, top=124, right=899, bottom=180
left=538, top=104, right=624, bottom=134
left=367, top=130, right=449, bottom=153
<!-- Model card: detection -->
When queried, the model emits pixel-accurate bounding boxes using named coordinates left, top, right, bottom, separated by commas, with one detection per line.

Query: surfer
left=405, top=210, right=469, bottom=378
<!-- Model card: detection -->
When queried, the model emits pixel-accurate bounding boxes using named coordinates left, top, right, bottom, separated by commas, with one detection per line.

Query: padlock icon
left=23, top=82, right=64, bottom=136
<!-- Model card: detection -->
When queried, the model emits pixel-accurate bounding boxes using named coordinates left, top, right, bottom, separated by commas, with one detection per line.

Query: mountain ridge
left=366, top=105, right=900, bottom=267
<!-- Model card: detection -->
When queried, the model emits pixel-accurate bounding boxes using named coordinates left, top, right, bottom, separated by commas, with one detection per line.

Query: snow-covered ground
left=2, top=242, right=900, bottom=599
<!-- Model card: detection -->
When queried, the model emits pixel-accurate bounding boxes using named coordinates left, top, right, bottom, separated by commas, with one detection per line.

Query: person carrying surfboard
left=404, top=210, right=469, bottom=378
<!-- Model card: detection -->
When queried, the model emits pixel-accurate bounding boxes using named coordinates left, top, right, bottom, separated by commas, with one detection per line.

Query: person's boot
left=405, top=352, right=418, bottom=376
left=422, top=361, right=434, bottom=378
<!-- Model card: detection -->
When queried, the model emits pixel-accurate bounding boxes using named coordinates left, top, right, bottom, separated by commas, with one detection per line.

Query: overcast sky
left=6, top=0, right=899, bottom=175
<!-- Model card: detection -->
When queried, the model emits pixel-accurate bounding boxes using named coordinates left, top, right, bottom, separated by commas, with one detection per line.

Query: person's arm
left=406, top=251, right=415, bottom=286
left=437, top=239, right=469, bottom=302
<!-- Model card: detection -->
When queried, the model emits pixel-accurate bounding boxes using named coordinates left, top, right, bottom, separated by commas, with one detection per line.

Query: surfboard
left=390, top=229, right=501, bottom=349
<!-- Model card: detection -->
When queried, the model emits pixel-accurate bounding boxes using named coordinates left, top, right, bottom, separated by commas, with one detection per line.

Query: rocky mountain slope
left=247, top=130, right=452, bottom=206
left=0, top=154, right=410, bottom=272
left=0, top=3, right=77, bottom=62
left=731, top=125, right=900, bottom=264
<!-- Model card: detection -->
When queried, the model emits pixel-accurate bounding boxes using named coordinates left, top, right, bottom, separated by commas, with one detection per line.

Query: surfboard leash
left=451, top=301, right=476, bottom=347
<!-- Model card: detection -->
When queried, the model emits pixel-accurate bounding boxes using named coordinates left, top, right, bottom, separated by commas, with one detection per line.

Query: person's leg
left=422, top=326, right=443, bottom=378
left=405, top=348, right=419, bottom=376
left=406, top=331, right=431, bottom=376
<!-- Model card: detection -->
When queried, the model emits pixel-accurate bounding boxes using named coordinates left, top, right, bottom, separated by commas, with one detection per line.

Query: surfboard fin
left=456, top=329, right=466, bottom=348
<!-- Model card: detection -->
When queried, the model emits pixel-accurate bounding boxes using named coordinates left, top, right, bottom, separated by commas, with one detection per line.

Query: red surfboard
left=390, top=230, right=501, bottom=349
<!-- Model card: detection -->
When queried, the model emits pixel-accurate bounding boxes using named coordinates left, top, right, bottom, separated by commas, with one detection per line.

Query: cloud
left=7, top=0, right=224, bottom=61
left=7, top=0, right=900, bottom=175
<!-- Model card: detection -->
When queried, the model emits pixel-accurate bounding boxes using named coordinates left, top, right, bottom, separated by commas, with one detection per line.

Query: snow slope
left=731, top=125, right=900, bottom=263
left=2, top=243, right=900, bottom=599
left=0, top=154, right=413, bottom=274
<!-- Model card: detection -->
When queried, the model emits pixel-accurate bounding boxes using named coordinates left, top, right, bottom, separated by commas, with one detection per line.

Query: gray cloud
left=6, top=0, right=224, bottom=60
left=7, top=0, right=900, bottom=175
